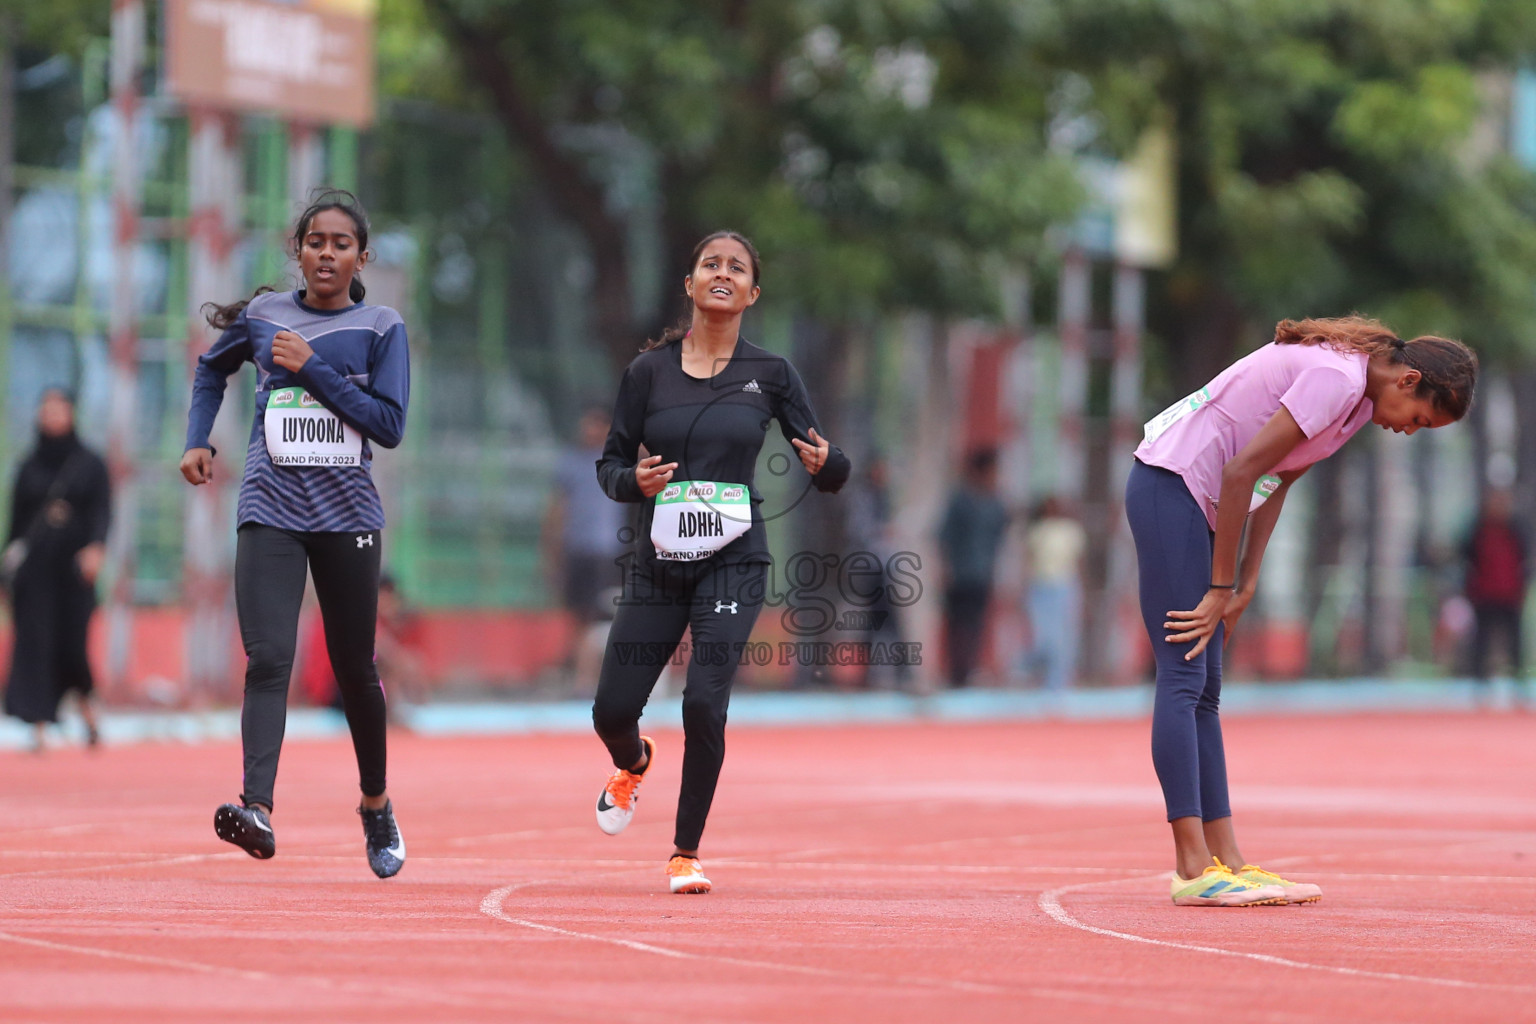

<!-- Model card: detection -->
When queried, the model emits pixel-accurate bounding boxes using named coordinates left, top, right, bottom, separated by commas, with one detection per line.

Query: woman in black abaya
left=3, top=389, right=112, bottom=751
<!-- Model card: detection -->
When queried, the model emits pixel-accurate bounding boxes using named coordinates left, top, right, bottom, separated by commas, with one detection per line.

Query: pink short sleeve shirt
left=1134, top=343, right=1372, bottom=530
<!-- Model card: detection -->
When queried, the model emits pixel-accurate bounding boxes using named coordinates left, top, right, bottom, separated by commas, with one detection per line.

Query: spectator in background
left=845, top=453, right=910, bottom=689
left=543, top=406, right=629, bottom=681
left=2, top=389, right=111, bottom=751
left=938, top=447, right=1009, bottom=688
left=1022, top=496, right=1087, bottom=692
left=1463, top=488, right=1529, bottom=699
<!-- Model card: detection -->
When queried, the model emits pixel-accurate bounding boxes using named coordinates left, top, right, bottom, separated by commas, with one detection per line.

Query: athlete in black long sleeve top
left=590, top=231, right=850, bottom=895
left=595, top=335, right=850, bottom=566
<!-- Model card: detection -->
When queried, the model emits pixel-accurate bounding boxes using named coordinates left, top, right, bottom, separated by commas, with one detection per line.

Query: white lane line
left=0, top=853, right=240, bottom=880
left=480, top=880, right=1010, bottom=995
left=0, top=930, right=489, bottom=1009
left=1038, top=875, right=1536, bottom=993
left=0, top=930, right=276, bottom=982
left=479, top=880, right=1235, bottom=1015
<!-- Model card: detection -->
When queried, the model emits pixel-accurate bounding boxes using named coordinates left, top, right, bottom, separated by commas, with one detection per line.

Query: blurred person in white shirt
left=1022, top=496, right=1086, bottom=691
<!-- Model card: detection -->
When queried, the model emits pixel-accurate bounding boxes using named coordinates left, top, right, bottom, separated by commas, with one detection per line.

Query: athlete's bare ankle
left=360, top=793, right=388, bottom=811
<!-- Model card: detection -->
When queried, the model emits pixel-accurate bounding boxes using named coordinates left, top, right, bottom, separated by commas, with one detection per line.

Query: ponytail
left=203, top=286, right=275, bottom=330
left=1272, top=315, right=1399, bottom=356
left=642, top=314, right=692, bottom=352
left=1274, top=315, right=1477, bottom=421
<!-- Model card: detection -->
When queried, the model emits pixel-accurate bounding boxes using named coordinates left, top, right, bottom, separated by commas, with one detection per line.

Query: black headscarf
left=32, top=429, right=83, bottom=470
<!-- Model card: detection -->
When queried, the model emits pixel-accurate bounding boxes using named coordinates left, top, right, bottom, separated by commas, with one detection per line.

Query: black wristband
left=1209, top=581, right=1237, bottom=590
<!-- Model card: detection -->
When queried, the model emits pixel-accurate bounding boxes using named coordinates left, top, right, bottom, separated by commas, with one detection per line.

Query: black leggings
left=235, top=523, right=386, bottom=810
left=592, top=560, right=767, bottom=851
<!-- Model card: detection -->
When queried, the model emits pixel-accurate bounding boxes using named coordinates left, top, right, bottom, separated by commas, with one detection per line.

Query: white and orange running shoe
left=1235, top=863, right=1323, bottom=904
left=667, top=855, right=712, bottom=894
left=1170, top=860, right=1287, bottom=906
left=596, top=736, right=655, bottom=835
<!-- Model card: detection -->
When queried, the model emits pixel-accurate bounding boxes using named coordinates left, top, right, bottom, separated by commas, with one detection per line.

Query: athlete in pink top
left=1136, top=341, right=1374, bottom=531
left=1124, top=316, right=1477, bottom=906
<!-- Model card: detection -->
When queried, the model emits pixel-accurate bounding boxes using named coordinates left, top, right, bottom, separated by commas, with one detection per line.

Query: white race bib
left=264, top=387, right=362, bottom=467
left=650, top=480, right=752, bottom=561
left=1143, top=385, right=1212, bottom=445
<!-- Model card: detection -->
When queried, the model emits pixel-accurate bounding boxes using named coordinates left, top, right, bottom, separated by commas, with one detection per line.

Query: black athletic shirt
left=596, top=337, right=851, bottom=566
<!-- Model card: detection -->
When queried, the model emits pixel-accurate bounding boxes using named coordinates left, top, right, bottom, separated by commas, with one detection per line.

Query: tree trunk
left=1163, top=76, right=1248, bottom=394
left=1164, top=281, right=1247, bottom=398
left=421, top=0, right=638, bottom=367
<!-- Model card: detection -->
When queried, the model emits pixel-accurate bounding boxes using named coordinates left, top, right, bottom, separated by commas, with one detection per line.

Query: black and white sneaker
left=214, top=801, right=275, bottom=859
left=359, top=801, right=405, bottom=879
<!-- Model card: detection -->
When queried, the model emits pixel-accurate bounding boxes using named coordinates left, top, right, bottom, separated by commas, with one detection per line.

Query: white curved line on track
left=479, top=880, right=1227, bottom=1016
left=1038, top=875, right=1536, bottom=993
left=480, top=882, right=1002, bottom=995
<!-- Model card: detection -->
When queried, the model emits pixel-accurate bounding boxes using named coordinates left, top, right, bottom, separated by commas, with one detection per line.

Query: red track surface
left=2, top=713, right=1534, bottom=1023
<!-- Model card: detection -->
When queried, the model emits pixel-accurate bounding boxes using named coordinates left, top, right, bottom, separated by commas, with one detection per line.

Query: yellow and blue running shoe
left=1234, top=863, right=1323, bottom=904
left=1170, top=860, right=1287, bottom=906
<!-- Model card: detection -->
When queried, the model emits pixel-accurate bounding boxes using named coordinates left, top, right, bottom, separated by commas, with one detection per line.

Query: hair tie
left=1391, top=337, right=1406, bottom=350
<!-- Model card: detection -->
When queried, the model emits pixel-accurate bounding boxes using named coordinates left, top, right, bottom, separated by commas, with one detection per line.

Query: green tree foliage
left=0, top=0, right=107, bottom=56
left=403, top=0, right=1082, bottom=363
left=385, top=0, right=1536, bottom=381
left=1039, top=0, right=1536, bottom=389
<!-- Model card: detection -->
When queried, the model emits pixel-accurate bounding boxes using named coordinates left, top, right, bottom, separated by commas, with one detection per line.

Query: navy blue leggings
left=1124, top=460, right=1232, bottom=823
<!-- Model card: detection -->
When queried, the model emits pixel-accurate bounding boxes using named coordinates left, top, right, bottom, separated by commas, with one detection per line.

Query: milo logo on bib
left=263, top=387, right=362, bottom=467
left=651, top=479, right=753, bottom=561
left=1249, top=473, right=1281, bottom=512
left=1208, top=473, right=1284, bottom=517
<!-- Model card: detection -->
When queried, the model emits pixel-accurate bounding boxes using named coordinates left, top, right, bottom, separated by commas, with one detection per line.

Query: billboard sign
left=164, top=0, right=375, bottom=126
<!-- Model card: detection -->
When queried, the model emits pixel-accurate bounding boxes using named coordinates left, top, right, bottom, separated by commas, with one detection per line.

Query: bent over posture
left=1127, top=317, right=1475, bottom=906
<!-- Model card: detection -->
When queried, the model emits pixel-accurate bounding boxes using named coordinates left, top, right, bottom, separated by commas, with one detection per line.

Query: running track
left=2, top=713, right=1533, bottom=1023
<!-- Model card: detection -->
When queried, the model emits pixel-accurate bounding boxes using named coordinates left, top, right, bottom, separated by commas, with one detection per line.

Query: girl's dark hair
left=202, top=188, right=371, bottom=329
left=642, top=230, right=761, bottom=351
left=39, top=385, right=78, bottom=407
left=1273, top=316, right=1478, bottom=421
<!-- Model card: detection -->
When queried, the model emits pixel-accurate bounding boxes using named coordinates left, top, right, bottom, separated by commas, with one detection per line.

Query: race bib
left=1208, top=474, right=1283, bottom=516
left=1143, top=386, right=1212, bottom=445
left=650, top=480, right=752, bottom=561
left=263, top=387, right=362, bottom=467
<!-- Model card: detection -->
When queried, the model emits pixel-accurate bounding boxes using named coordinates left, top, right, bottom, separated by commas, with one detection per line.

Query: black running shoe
left=214, top=802, right=275, bottom=859
left=358, top=801, right=405, bottom=879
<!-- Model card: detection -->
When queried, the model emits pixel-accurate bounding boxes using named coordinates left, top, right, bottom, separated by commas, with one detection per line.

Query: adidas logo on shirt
left=741, top=379, right=762, bottom=394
